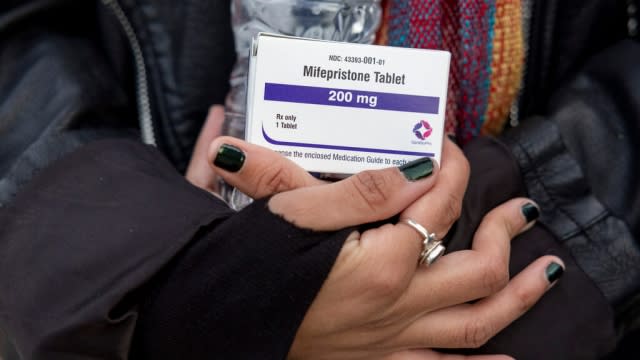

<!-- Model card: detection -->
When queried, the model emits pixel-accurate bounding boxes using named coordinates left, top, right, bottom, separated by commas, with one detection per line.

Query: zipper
left=101, top=0, right=156, bottom=146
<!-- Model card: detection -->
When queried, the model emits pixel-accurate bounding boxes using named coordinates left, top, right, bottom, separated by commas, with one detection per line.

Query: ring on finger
left=399, top=218, right=446, bottom=266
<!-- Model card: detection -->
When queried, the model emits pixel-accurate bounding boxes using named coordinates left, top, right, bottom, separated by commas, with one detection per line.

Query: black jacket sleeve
left=0, top=139, right=348, bottom=360
left=131, top=194, right=350, bottom=359
left=445, top=40, right=640, bottom=359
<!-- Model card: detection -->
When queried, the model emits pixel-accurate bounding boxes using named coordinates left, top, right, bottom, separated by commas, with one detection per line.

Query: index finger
left=186, top=106, right=226, bottom=192
left=209, top=136, right=324, bottom=199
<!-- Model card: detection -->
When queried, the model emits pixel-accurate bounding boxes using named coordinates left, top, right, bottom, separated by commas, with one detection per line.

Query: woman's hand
left=186, top=107, right=564, bottom=359
left=203, top=134, right=563, bottom=360
left=289, top=196, right=558, bottom=360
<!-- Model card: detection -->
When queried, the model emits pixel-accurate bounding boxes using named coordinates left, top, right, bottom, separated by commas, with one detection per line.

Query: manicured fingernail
left=213, top=144, right=245, bottom=172
left=545, top=262, right=564, bottom=283
left=521, top=203, right=540, bottom=223
left=447, top=133, right=458, bottom=145
left=399, top=157, right=434, bottom=181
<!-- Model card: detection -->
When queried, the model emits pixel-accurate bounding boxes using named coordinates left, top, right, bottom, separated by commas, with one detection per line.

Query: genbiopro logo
left=413, top=120, right=432, bottom=140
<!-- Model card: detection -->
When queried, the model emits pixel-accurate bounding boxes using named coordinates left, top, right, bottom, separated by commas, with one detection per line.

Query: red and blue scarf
left=379, top=0, right=524, bottom=144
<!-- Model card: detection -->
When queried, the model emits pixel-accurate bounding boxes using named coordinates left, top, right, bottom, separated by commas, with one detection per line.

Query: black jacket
left=1, top=0, right=639, bottom=359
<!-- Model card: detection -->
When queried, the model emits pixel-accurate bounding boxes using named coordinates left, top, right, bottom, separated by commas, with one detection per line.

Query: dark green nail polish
left=545, top=262, right=564, bottom=283
left=399, top=157, right=434, bottom=181
left=521, top=203, right=540, bottom=223
left=214, top=144, right=245, bottom=172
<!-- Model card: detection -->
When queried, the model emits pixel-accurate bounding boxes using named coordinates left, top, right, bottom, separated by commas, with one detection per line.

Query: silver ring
left=399, top=218, right=445, bottom=266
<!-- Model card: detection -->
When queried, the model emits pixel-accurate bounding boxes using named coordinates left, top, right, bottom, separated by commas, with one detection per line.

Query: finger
left=471, top=199, right=540, bottom=256
left=364, top=140, right=468, bottom=291
left=186, top=105, right=225, bottom=192
left=394, top=256, right=564, bottom=349
left=387, top=349, right=514, bottom=360
left=400, top=139, right=470, bottom=240
left=268, top=157, right=439, bottom=231
left=208, top=137, right=323, bottom=199
left=394, top=198, right=541, bottom=316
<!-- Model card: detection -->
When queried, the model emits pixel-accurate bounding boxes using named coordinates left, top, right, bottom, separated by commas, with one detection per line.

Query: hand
left=206, top=136, right=564, bottom=359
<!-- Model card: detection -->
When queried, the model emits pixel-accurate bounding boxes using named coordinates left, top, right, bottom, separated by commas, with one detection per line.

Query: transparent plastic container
left=222, top=0, right=382, bottom=209
left=223, top=0, right=382, bottom=139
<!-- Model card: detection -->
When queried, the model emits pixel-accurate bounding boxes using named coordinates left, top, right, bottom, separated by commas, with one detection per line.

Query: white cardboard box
left=245, top=33, right=450, bottom=175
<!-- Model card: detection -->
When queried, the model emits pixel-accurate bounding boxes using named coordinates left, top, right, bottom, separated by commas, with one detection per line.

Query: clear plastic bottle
left=221, top=0, right=382, bottom=209
left=223, top=0, right=382, bottom=139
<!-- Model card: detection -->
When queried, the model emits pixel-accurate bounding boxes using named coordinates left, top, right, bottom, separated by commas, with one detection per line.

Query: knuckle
left=351, top=171, right=392, bottom=212
left=480, top=259, right=509, bottom=293
left=462, top=319, right=494, bottom=348
left=255, top=164, right=293, bottom=196
left=481, top=210, right=500, bottom=225
left=485, top=207, right=518, bottom=238
left=459, top=155, right=471, bottom=177
left=480, top=209, right=521, bottom=242
left=441, top=192, right=463, bottom=226
left=368, top=267, right=404, bottom=298
left=512, top=282, right=538, bottom=314
left=483, top=209, right=512, bottom=232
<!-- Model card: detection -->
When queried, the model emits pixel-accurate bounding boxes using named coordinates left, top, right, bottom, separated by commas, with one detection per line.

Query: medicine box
left=245, top=33, right=450, bottom=175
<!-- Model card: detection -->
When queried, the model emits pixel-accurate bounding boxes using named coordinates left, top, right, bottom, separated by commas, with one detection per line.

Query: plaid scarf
left=378, top=0, right=524, bottom=144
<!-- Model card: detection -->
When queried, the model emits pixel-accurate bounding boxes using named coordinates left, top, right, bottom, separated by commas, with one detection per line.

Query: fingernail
left=447, top=133, right=458, bottom=145
left=399, top=157, right=434, bottom=181
left=521, top=203, right=540, bottom=223
left=213, top=144, right=245, bottom=172
left=545, top=262, right=564, bottom=283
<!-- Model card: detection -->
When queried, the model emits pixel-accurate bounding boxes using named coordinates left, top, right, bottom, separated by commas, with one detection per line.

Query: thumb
left=268, top=157, right=439, bottom=231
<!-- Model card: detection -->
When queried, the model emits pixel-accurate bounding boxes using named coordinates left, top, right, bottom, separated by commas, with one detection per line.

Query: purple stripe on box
left=262, top=127, right=434, bottom=157
left=264, top=83, right=439, bottom=114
